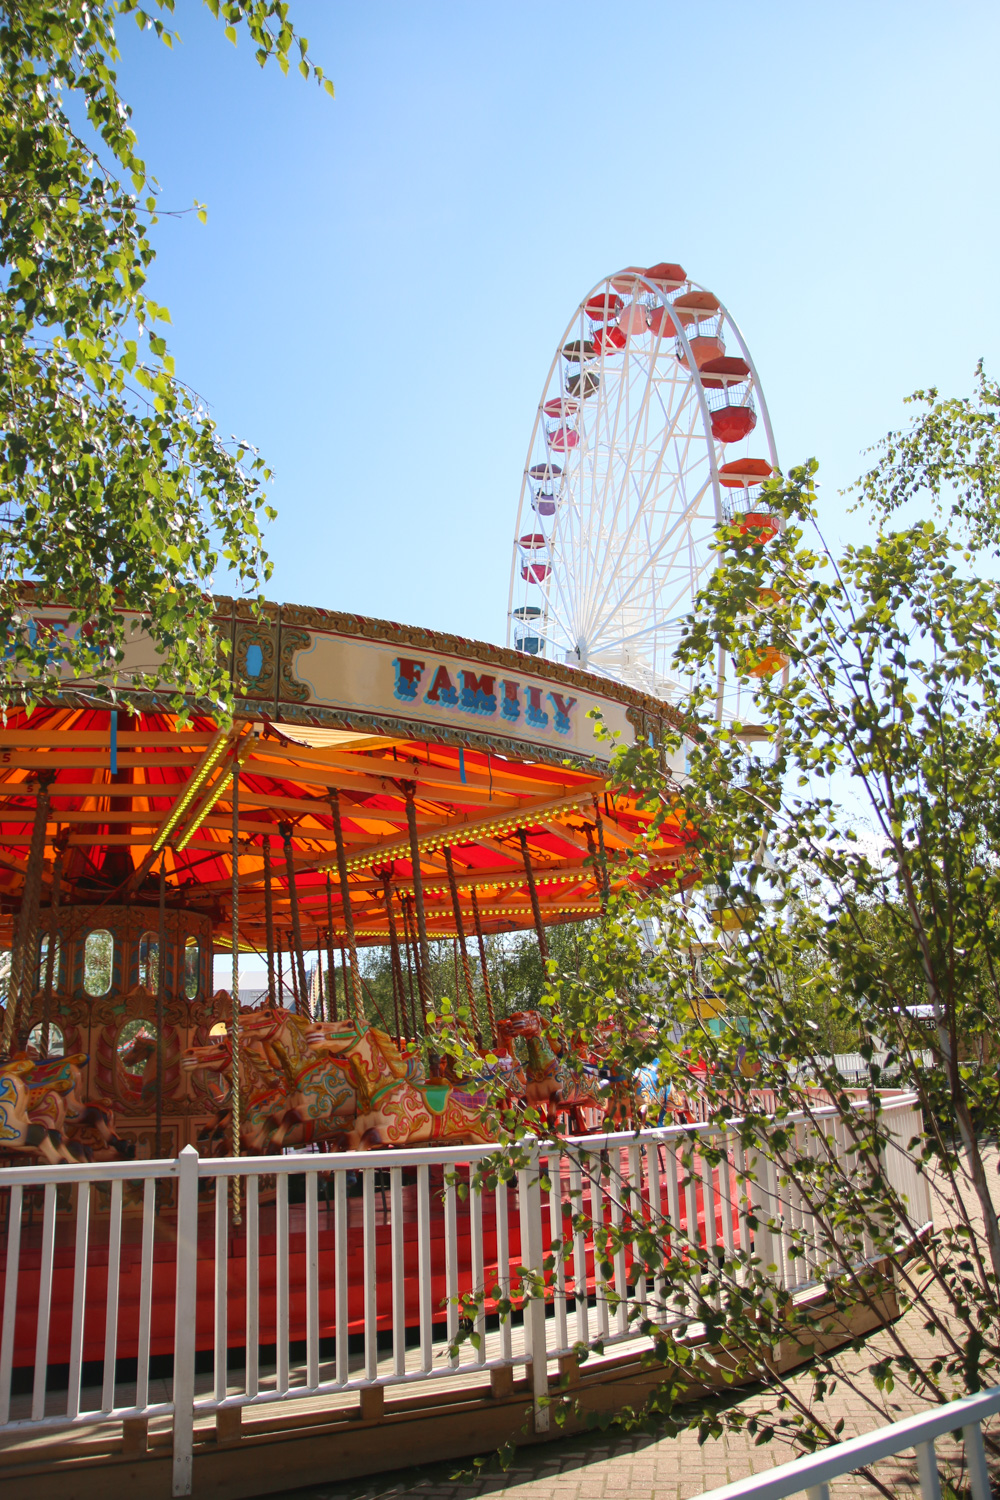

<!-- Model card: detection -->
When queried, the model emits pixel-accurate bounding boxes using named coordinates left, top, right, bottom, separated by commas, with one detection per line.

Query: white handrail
left=695, top=1385, right=1000, bottom=1500
left=0, top=1095, right=931, bottom=1499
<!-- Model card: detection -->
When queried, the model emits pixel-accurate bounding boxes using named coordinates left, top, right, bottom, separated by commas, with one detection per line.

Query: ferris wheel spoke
left=579, top=385, right=703, bottom=636
left=584, top=468, right=714, bottom=641
left=509, top=267, right=777, bottom=696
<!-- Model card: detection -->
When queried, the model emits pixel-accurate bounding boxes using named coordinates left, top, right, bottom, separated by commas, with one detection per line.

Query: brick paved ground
left=263, top=1154, right=992, bottom=1500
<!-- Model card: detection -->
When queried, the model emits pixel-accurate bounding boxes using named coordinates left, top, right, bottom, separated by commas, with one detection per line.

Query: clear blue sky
left=117, top=0, right=1000, bottom=647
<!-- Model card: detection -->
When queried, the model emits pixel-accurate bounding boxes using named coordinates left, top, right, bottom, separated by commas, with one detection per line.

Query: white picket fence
left=0, top=1095, right=931, bottom=1497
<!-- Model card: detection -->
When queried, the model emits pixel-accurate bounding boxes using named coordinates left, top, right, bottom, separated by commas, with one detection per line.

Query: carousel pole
left=329, top=790, right=363, bottom=1024
left=518, top=827, right=549, bottom=962
left=288, top=931, right=300, bottom=1011
left=400, top=899, right=419, bottom=1037
left=339, top=946, right=349, bottom=1019
left=40, top=849, right=62, bottom=1058
left=592, top=797, right=611, bottom=910
left=231, top=763, right=242, bottom=1222
left=277, top=934, right=284, bottom=1007
left=469, top=886, right=498, bottom=1048
left=3, top=775, right=52, bottom=1055
left=280, top=822, right=310, bottom=1020
left=325, top=874, right=337, bottom=1023
left=443, top=846, right=480, bottom=1046
left=382, top=876, right=407, bottom=1041
left=402, top=783, right=434, bottom=1032
left=263, top=835, right=276, bottom=1004
left=155, top=855, right=166, bottom=1159
left=404, top=895, right=428, bottom=1034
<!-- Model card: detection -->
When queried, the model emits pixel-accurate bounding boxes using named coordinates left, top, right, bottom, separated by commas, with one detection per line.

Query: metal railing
left=0, top=1095, right=930, bottom=1497
left=695, top=1385, right=1000, bottom=1500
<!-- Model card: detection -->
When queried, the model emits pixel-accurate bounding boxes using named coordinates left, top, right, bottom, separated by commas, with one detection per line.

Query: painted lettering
left=424, top=664, right=458, bottom=706
left=500, top=679, right=521, bottom=723
left=459, top=670, right=497, bottom=717
left=392, top=656, right=425, bottom=703
left=548, top=692, right=576, bottom=736
left=525, top=685, right=549, bottom=730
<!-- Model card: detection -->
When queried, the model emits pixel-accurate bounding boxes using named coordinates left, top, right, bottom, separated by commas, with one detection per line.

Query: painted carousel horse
left=183, top=1010, right=358, bottom=1153
left=182, top=1035, right=295, bottom=1154
left=479, top=1035, right=527, bottom=1106
left=498, top=1011, right=606, bottom=1133
left=236, top=1007, right=358, bottom=1149
left=306, top=1019, right=495, bottom=1149
left=0, top=1058, right=79, bottom=1164
left=66, top=1101, right=135, bottom=1161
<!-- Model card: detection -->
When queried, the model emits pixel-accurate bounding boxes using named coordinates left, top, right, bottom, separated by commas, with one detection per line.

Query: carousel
left=0, top=592, right=692, bottom=1167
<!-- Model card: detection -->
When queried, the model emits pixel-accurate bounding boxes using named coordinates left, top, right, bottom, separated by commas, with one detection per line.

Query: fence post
left=748, top=1143, right=779, bottom=1291
left=518, top=1141, right=549, bottom=1433
left=172, top=1146, right=200, bottom=1497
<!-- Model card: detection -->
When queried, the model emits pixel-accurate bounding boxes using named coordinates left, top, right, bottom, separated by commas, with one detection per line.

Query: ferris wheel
left=507, top=262, right=779, bottom=705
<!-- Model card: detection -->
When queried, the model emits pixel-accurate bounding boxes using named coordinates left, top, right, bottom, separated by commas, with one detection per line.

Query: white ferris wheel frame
left=506, top=269, right=779, bottom=708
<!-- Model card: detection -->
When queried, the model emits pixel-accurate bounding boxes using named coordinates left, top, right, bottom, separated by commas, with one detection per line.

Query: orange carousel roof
left=0, top=598, right=692, bottom=950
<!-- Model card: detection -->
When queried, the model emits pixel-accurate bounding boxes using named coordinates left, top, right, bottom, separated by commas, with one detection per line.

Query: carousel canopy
left=0, top=595, right=691, bottom=953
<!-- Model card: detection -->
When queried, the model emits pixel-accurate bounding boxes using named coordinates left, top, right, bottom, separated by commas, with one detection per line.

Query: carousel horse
left=479, top=1035, right=527, bottom=1106
left=236, top=1008, right=358, bottom=1148
left=26, top=1053, right=91, bottom=1133
left=305, top=1019, right=495, bottom=1150
left=182, top=1036, right=293, bottom=1154
left=21, top=1053, right=134, bottom=1161
left=0, top=1058, right=78, bottom=1164
left=498, top=1011, right=606, bottom=1132
left=119, top=1034, right=159, bottom=1105
left=66, top=1101, right=135, bottom=1162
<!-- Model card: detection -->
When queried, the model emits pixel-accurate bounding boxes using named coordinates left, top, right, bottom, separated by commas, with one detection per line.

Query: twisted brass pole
left=443, top=846, right=480, bottom=1046
left=329, top=790, right=362, bottom=1023
left=40, top=850, right=62, bottom=1058
left=280, top=822, right=310, bottom=1019
left=3, top=776, right=52, bottom=1054
left=518, top=827, right=549, bottom=961
left=155, top=856, right=166, bottom=1158
left=263, top=835, right=276, bottom=1004
left=231, top=765, right=242, bottom=1223
left=325, top=873, right=337, bottom=1022
left=469, top=887, right=497, bottom=1048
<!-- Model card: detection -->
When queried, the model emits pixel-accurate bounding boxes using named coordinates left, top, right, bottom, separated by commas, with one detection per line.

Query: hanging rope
left=402, top=783, right=434, bottom=1027
left=518, top=827, right=549, bottom=960
left=231, top=763, right=242, bottom=1223
left=155, top=855, right=166, bottom=1158
left=329, top=790, right=363, bottom=1023
left=40, top=850, right=62, bottom=1058
left=280, top=822, right=310, bottom=1020
left=263, top=835, right=276, bottom=1004
left=469, top=886, right=498, bottom=1047
left=443, top=846, right=480, bottom=1046
left=3, top=776, right=52, bottom=1055
left=325, top=874, right=337, bottom=1023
